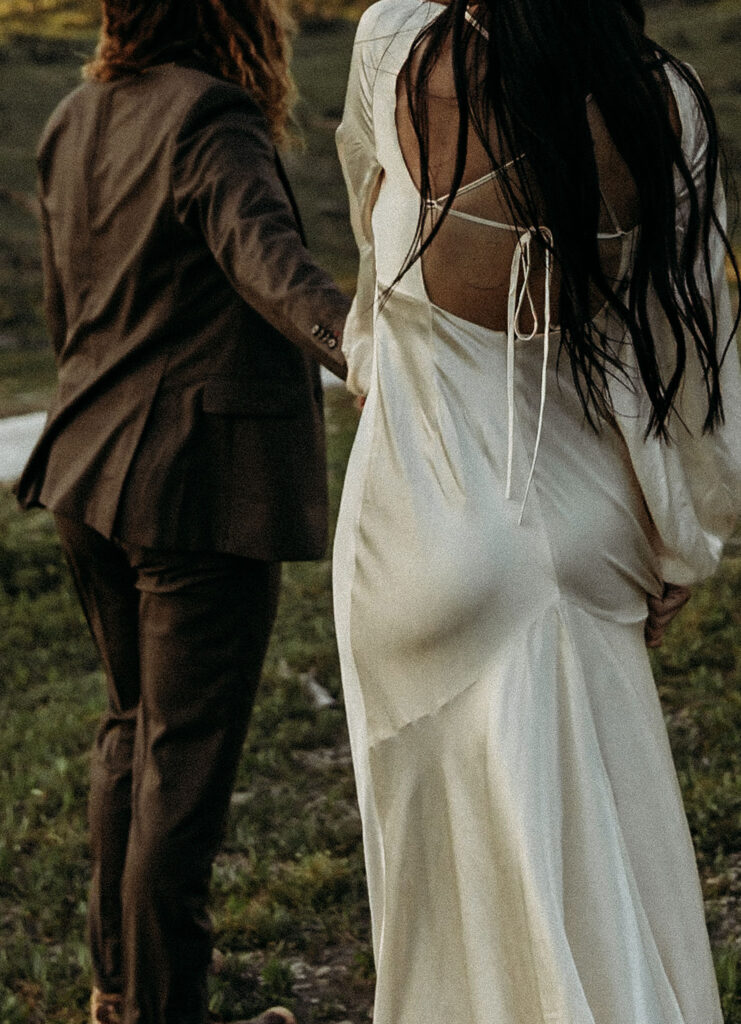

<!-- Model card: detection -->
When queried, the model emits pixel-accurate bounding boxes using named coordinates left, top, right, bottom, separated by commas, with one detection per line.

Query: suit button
left=312, top=323, right=340, bottom=349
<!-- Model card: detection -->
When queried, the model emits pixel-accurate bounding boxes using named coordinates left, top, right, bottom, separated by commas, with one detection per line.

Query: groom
left=14, top=1, right=349, bottom=1022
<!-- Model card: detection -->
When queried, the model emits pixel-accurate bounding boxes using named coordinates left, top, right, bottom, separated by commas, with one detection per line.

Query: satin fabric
left=333, top=2, right=741, bottom=1022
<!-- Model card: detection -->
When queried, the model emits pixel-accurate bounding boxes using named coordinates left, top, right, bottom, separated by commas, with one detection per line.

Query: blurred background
left=0, top=0, right=738, bottom=372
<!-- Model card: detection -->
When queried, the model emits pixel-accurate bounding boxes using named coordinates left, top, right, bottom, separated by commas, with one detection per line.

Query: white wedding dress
left=332, top=2, right=741, bottom=1022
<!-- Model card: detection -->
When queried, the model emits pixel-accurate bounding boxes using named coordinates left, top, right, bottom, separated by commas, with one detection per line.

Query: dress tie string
left=504, top=227, right=553, bottom=525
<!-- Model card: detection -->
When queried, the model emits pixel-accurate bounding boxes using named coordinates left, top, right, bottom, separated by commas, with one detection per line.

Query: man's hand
left=645, top=583, right=691, bottom=648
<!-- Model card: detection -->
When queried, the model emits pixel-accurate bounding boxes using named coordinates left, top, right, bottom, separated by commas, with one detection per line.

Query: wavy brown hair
left=85, top=0, right=297, bottom=144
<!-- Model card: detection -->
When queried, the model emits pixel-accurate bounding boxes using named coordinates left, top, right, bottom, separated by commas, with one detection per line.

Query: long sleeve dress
left=332, top=2, right=741, bottom=1022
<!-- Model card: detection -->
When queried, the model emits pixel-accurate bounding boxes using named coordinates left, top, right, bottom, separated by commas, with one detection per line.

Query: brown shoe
left=90, top=988, right=123, bottom=1024
left=231, top=1008, right=297, bottom=1024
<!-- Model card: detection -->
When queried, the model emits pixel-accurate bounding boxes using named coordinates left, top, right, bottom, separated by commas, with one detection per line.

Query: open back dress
left=333, top=2, right=741, bottom=1021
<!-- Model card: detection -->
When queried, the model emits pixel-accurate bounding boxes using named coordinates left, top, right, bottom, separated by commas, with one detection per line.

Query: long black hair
left=396, top=0, right=739, bottom=436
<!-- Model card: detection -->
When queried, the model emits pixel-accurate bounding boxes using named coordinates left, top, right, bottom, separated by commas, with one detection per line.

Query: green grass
left=0, top=32, right=88, bottom=347
left=0, top=386, right=740, bottom=1023
left=0, top=347, right=56, bottom=416
left=0, top=0, right=366, bottom=35
left=0, top=0, right=99, bottom=37
left=284, top=21, right=359, bottom=287
left=648, top=1, right=741, bottom=165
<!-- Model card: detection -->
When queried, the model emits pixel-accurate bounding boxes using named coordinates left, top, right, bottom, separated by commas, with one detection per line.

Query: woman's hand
left=645, top=583, right=692, bottom=648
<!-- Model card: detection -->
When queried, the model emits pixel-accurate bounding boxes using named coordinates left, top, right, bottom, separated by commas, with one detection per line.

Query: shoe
left=90, top=987, right=123, bottom=1024
left=231, top=1008, right=297, bottom=1024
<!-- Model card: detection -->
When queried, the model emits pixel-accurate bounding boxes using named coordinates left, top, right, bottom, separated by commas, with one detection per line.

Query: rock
left=299, top=667, right=337, bottom=708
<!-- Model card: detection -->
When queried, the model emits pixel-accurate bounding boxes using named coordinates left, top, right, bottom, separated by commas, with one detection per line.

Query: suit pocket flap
left=201, top=378, right=299, bottom=418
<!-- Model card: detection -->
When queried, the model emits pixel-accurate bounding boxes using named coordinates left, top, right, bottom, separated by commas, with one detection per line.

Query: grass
left=647, top=0, right=741, bottom=167
left=0, top=384, right=740, bottom=1023
left=0, top=348, right=57, bottom=416
left=283, top=21, right=359, bottom=288
left=0, top=31, right=89, bottom=347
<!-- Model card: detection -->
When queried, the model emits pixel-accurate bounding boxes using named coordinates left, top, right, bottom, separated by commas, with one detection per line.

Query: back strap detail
left=464, top=9, right=489, bottom=40
left=599, top=188, right=625, bottom=237
left=505, top=226, right=554, bottom=524
left=427, top=153, right=525, bottom=217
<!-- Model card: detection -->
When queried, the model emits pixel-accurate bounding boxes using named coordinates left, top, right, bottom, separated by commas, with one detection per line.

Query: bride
left=332, top=0, right=741, bottom=1021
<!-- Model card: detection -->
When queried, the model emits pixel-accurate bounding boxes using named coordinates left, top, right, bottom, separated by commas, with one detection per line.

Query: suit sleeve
left=172, top=85, right=349, bottom=380
left=336, top=17, right=383, bottom=397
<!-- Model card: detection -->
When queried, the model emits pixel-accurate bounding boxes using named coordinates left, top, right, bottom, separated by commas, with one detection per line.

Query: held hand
left=645, top=583, right=691, bottom=649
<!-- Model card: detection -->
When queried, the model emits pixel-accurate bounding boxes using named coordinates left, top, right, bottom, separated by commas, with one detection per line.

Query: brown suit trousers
left=57, top=515, right=281, bottom=1024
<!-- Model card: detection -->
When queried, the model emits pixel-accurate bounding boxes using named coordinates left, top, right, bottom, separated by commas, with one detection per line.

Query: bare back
left=394, top=18, right=642, bottom=333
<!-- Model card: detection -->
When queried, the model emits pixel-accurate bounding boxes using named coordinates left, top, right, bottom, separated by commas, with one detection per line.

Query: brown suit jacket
left=15, top=62, right=350, bottom=561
